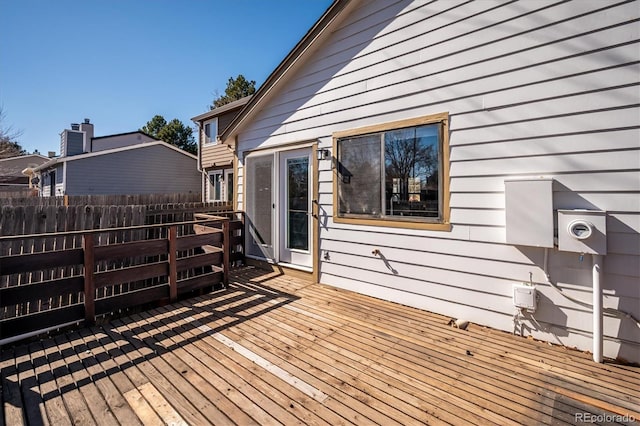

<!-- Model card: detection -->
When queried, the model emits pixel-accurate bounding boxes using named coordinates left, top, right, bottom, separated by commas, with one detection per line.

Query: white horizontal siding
left=236, top=0, right=640, bottom=362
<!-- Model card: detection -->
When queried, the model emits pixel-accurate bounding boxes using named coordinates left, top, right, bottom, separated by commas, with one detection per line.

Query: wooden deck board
left=289, top=281, right=640, bottom=414
left=275, top=286, right=582, bottom=423
left=2, top=266, right=639, bottom=425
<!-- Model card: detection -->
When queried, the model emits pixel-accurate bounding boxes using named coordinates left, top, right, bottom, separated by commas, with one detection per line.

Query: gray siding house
left=35, top=120, right=200, bottom=196
left=222, top=0, right=640, bottom=363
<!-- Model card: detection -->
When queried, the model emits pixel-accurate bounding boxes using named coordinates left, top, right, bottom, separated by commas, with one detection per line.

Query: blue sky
left=0, top=0, right=333, bottom=155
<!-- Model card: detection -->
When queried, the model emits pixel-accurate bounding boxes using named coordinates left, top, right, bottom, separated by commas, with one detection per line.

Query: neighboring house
left=35, top=120, right=200, bottom=196
left=0, top=154, right=50, bottom=193
left=221, top=0, right=640, bottom=363
left=191, top=96, right=251, bottom=205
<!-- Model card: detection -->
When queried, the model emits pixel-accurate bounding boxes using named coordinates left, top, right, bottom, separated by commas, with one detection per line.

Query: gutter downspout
left=194, top=121, right=206, bottom=203
left=592, top=254, right=603, bottom=363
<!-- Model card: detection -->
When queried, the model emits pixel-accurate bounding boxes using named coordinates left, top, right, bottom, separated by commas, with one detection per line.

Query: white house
left=221, top=0, right=640, bottom=363
left=35, top=120, right=200, bottom=196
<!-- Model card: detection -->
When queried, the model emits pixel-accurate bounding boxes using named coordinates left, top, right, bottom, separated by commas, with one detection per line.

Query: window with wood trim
left=334, top=113, right=449, bottom=228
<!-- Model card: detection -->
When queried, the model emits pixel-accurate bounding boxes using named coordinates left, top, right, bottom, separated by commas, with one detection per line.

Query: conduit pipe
left=543, top=249, right=637, bottom=363
left=592, top=254, right=603, bottom=363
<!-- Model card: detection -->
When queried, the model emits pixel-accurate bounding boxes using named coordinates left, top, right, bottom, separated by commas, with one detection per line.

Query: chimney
left=80, top=118, right=94, bottom=152
left=48, top=151, right=56, bottom=158
left=61, top=121, right=84, bottom=156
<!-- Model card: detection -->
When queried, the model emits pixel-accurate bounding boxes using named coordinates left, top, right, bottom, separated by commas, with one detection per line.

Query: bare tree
left=0, top=107, right=25, bottom=159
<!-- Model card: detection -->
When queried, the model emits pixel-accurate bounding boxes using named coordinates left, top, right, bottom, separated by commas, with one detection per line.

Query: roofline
left=220, top=0, right=354, bottom=142
left=190, top=95, right=253, bottom=123
left=33, top=141, right=196, bottom=172
left=92, top=130, right=160, bottom=141
left=0, top=154, right=50, bottom=163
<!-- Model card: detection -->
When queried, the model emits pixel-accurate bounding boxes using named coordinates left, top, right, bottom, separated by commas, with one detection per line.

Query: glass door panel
left=279, top=148, right=312, bottom=267
left=245, top=155, right=274, bottom=260
left=287, top=157, right=309, bottom=251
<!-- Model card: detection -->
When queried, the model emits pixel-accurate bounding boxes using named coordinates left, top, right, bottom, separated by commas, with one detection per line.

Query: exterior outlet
left=513, top=284, right=537, bottom=312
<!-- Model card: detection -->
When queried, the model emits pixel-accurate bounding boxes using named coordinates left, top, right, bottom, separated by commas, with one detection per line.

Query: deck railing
left=0, top=213, right=244, bottom=343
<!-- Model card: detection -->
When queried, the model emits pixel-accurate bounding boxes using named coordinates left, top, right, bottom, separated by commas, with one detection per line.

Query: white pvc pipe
left=592, top=254, right=603, bottom=363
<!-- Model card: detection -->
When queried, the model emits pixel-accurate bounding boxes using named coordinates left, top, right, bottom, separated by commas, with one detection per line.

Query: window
left=334, top=113, right=449, bottom=229
left=204, top=118, right=218, bottom=144
left=208, top=171, right=223, bottom=201
left=208, top=169, right=233, bottom=202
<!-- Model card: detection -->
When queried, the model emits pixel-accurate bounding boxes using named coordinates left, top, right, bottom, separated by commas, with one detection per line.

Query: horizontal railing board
left=94, top=239, right=168, bottom=262
left=177, top=270, right=223, bottom=294
left=95, top=285, right=169, bottom=316
left=176, top=232, right=222, bottom=251
left=176, top=252, right=222, bottom=273
left=94, top=262, right=169, bottom=289
left=0, top=210, right=243, bottom=341
left=0, top=305, right=84, bottom=339
left=0, top=248, right=84, bottom=275
left=0, top=276, right=84, bottom=308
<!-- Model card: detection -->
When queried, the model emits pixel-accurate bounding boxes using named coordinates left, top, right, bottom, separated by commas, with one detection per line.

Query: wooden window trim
left=332, top=112, right=451, bottom=231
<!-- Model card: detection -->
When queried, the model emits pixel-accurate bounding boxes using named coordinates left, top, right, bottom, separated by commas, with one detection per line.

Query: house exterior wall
left=64, top=144, right=200, bottom=195
left=200, top=108, right=239, bottom=168
left=234, top=0, right=640, bottom=362
left=41, top=164, right=64, bottom=196
left=91, top=133, right=157, bottom=152
left=201, top=143, right=234, bottom=170
left=198, top=108, right=243, bottom=203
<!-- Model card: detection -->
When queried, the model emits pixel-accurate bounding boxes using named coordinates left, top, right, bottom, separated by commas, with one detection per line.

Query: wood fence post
left=83, top=233, right=95, bottom=324
left=222, top=219, right=230, bottom=287
left=168, top=226, right=178, bottom=302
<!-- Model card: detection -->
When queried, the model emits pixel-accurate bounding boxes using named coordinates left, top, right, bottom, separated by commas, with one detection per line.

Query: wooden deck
left=2, top=266, right=639, bottom=425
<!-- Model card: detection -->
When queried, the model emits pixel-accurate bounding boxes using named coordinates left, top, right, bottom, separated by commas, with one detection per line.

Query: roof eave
left=190, top=95, right=253, bottom=123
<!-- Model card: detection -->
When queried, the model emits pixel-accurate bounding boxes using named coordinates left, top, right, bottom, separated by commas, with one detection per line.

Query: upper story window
left=204, top=118, right=218, bottom=145
left=334, top=112, right=450, bottom=230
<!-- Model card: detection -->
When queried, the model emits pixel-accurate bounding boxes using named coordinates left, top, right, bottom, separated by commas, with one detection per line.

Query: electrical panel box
left=513, top=284, right=537, bottom=312
left=504, top=178, right=554, bottom=248
left=557, top=209, right=607, bottom=255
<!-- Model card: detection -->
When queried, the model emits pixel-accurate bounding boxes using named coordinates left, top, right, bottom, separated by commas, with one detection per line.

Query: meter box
left=505, top=178, right=554, bottom=248
left=513, top=284, right=537, bottom=312
left=557, top=209, right=607, bottom=255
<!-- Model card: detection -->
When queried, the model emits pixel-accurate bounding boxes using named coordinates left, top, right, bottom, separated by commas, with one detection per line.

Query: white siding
left=236, top=0, right=640, bottom=362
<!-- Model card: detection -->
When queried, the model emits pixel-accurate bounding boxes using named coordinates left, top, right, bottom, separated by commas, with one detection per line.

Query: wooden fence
left=0, top=214, right=245, bottom=343
left=0, top=192, right=203, bottom=207
left=0, top=202, right=234, bottom=238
